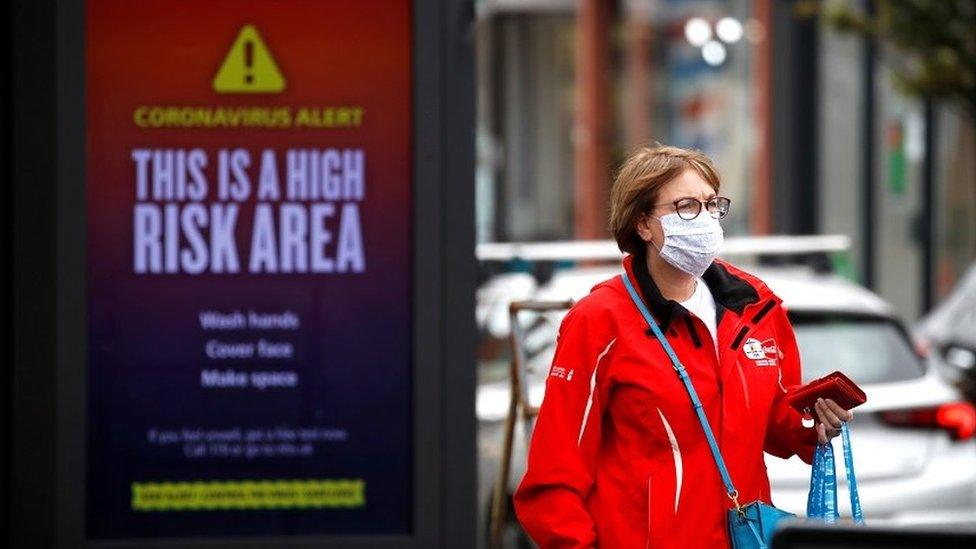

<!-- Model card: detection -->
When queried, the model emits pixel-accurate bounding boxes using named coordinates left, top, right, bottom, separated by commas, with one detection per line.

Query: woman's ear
left=634, top=212, right=655, bottom=243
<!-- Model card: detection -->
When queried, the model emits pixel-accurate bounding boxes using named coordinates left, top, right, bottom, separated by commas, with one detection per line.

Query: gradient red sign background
left=87, top=0, right=412, bottom=538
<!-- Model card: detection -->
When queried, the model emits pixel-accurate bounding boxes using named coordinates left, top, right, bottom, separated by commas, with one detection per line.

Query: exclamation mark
left=244, top=40, right=254, bottom=85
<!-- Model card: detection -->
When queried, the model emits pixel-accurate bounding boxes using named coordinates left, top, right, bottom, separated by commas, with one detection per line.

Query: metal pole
left=921, top=98, right=936, bottom=312
left=574, top=0, right=612, bottom=240
left=751, top=0, right=773, bottom=235
left=625, top=3, right=652, bottom=149
left=861, top=0, right=877, bottom=289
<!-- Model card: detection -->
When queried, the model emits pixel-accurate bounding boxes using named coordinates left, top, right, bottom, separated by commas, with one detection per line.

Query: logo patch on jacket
left=743, top=338, right=780, bottom=366
left=549, top=366, right=575, bottom=381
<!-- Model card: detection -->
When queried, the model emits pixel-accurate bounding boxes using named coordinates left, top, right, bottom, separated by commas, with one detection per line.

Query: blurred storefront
left=817, top=6, right=976, bottom=319
left=475, top=0, right=976, bottom=321
left=476, top=0, right=763, bottom=242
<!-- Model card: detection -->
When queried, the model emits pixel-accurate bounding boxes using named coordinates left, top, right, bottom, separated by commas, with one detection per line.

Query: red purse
left=788, top=370, right=867, bottom=416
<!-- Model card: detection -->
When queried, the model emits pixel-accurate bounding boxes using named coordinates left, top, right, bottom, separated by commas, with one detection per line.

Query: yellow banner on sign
left=213, top=25, right=286, bottom=94
left=131, top=479, right=366, bottom=511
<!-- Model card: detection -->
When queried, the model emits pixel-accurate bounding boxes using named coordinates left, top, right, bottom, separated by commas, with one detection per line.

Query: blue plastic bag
left=807, top=423, right=864, bottom=524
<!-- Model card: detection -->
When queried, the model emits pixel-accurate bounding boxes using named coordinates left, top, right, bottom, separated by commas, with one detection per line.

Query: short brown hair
left=608, top=144, right=721, bottom=255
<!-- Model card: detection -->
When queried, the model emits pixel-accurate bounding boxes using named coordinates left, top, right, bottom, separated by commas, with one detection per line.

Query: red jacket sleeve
left=764, top=305, right=818, bottom=465
left=513, top=301, right=616, bottom=548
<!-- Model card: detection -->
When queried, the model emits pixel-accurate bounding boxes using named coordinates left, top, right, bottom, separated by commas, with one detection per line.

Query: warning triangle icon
left=213, top=25, right=286, bottom=94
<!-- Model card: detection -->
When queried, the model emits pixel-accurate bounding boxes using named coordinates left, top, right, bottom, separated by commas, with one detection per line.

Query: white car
left=760, top=269, right=976, bottom=526
left=477, top=258, right=976, bottom=543
left=916, top=262, right=976, bottom=396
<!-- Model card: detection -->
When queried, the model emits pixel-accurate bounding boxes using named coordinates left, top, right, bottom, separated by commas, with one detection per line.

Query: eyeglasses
left=652, top=196, right=731, bottom=220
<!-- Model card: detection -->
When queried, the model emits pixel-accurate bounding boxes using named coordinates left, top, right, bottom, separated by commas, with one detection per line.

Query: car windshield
left=788, top=312, right=925, bottom=385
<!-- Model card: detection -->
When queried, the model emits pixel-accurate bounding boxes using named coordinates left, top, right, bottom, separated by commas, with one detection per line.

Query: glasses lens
left=708, top=197, right=731, bottom=218
left=676, top=198, right=701, bottom=220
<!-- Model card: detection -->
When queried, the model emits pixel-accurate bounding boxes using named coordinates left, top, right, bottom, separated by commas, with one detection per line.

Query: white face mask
left=650, top=211, right=724, bottom=277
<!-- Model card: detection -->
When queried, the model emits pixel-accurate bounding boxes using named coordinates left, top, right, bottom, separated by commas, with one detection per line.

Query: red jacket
left=514, top=253, right=817, bottom=548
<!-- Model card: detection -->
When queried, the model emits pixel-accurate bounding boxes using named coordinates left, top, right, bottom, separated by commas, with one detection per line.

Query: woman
left=513, top=145, right=854, bottom=548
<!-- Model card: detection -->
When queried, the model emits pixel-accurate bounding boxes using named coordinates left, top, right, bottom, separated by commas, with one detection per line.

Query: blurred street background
left=4, top=1, right=976, bottom=547
left=474, top=0, right=976, bottom=546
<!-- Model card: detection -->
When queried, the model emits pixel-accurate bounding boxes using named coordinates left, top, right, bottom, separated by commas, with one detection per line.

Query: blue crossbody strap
left=620, top=274, right=740, bottom=504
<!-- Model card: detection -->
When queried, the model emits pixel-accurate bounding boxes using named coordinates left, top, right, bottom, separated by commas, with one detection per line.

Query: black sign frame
left=3, top=0, right=475, bottom=547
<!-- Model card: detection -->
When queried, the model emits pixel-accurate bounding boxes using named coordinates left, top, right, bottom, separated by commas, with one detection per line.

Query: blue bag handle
left=822, top=440, right=839, bottom=522
left=807, top=441, right=825, bottom=518
left=807, top=423, right=864, bottom=524
left=620, top=275, right=742, bottom=507
left=841, top=423, right=864, bottom=522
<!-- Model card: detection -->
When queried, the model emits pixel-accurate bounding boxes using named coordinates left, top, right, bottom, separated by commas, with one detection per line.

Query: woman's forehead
left=658, top=169, right=715, bottom=199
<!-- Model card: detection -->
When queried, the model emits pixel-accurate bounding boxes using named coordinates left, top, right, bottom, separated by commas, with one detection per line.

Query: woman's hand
left=814, top=397, right=854, bottom=444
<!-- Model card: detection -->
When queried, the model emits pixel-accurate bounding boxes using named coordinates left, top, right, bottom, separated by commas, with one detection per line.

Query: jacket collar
left=623, top=247, right=762, bottom=331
